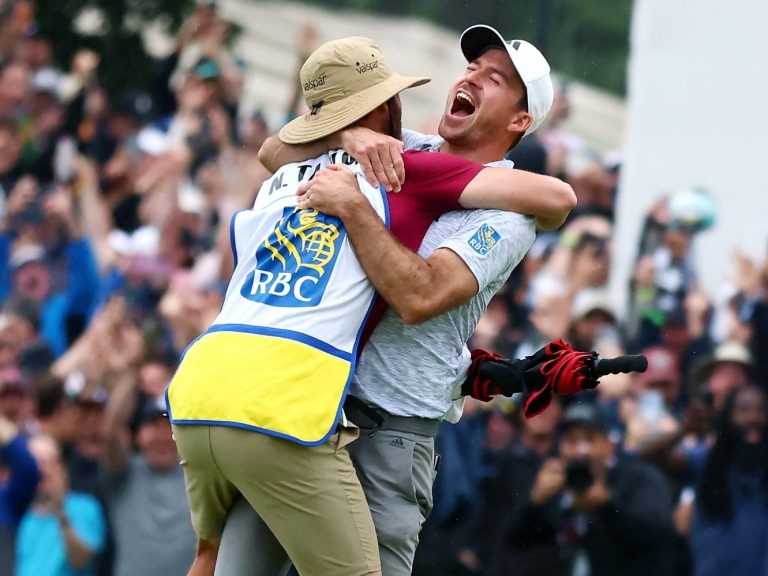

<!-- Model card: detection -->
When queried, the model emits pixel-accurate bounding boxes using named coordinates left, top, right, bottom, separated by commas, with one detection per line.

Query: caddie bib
left=166, top=149, right=388, bottom=445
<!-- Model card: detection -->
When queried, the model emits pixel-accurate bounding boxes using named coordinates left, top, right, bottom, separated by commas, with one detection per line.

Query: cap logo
left=468, top=224, right=501, bottom=255
left=310, top=100, right=324, bottom=116
left=304, top=74, right=327, bottom=92
left=511, top=41, right=521, bottom=51
left=355, top=59, right=379, bottom=74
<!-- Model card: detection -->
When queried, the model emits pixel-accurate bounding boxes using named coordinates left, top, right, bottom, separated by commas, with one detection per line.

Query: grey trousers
left=215, top=428, right=438, bottom=576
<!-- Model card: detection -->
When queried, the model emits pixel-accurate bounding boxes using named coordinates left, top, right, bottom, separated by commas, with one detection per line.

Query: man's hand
left=71, top=50, right=99, bottom=83
left=338, top=126, right=404, bottom=192
left=296, top=165, right=368, bottom=218
left=462, top=340, right=599, bottom=417
left=3, top=177, right=36, bottom=230
left=44, top=185, right=78, bottom=237
left=47, top=467, right=68, bottom=514
left=530, top=458, right=566, bottom=505
left=522, top=339, right=599, bottom=418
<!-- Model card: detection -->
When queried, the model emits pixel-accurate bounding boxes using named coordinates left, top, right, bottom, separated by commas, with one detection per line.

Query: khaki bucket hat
left=279, top=36, right=430, bottom=144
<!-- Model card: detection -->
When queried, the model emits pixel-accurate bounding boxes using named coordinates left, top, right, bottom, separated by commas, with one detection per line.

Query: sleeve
left=68, top=495, right=106, bottom=553
left=0, top=436, right=41, bottom=524
left=401, top=150, right=484, bottom=216
left=438, top=211, right=535, bottom=293
left=0, top=232, right=13, bottom=302
left=401, top=128, right=442, bottom=151
left=64, top=238, right=100, bottom=316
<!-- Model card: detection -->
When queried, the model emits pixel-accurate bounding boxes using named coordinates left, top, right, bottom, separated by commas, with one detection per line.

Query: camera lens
left=565, top=459, right=594, bottom=493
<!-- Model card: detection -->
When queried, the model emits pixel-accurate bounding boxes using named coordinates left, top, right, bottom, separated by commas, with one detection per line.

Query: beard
left=387, top=108, right=401, bottom=141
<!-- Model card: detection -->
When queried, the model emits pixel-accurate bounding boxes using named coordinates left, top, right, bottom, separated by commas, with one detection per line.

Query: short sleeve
left=401, top=150, right=484, bottom=216
left=67, top=494, right=106, bottom=554
left=437, top=210, right=535, bottom=292
left=402, top=129, right=443, bottom=152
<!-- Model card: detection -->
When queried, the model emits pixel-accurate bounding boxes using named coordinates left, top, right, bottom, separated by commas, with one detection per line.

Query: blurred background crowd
left=0, top=1, right=766, bottom=576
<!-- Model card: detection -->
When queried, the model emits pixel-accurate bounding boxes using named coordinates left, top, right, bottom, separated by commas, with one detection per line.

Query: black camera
left=565, top=459, right=594, bottom=494
left=576, top=232, right=609, bottom=258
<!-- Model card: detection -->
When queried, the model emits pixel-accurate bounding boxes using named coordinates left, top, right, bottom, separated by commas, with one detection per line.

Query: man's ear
left=507, top=111, right=533, bottom=137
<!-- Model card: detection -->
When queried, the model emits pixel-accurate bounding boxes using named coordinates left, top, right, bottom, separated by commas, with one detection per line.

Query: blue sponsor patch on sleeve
left=468, top=224, right=501, bottom=255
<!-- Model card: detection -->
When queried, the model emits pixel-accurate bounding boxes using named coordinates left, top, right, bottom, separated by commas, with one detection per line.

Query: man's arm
left=261, top=125, right=575, bottom=226
left=0, top=417, right=41, bottom=523
left=259, top=127, right=405, bottom=191
left=299, top=166, right=533, bottom=324
left=49, top=486, right=105, bottom=571
left=101, top=371, right=137, bottom=474
left=459, top=167, right=575, bottom=230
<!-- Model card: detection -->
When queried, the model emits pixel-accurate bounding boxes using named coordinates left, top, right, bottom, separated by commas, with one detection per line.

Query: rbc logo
left=241, top=207, right=346, bottom=307
left=468, top=224, right=501, bottom=256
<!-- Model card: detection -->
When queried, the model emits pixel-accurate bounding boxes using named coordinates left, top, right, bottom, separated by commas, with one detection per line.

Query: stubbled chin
left=441, top=112, right=473, bottom=134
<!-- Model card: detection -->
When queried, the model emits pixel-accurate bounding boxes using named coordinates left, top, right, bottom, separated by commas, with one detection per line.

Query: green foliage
left=299, top=0, right=633, bottom=95
left=35, top=0, right=193, bottom=94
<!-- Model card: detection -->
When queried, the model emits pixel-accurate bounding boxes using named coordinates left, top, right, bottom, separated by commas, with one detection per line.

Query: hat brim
left=689, top=356, right=753, bottom=389
left=460, top=24, right=509, bottom=63
left=279, top=73, right=430, bottom=144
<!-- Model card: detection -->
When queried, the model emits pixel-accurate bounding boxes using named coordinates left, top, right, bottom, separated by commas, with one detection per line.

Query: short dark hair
left=507, top=88, right=529, bottom=152
left=518, top=91, right=529, bottom=113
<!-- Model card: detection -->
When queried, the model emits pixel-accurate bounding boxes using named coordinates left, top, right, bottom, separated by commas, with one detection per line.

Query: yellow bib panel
left=167, top=330, right=351, bottom=443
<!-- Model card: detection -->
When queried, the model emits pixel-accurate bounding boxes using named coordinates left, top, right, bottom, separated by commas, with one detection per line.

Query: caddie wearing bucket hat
left=279, top=36, right=429, bottom=144
left=212, top=27, right=578, bottom=576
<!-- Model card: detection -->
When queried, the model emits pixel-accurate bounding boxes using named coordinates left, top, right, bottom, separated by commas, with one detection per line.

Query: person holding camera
left=504, top=403, right=676, bottom=576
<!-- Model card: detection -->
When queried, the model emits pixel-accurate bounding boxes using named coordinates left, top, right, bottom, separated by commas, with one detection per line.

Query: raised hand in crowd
left=542, top=214, right=613, bottom=290
left=71, top=50, right=100, bottom=84
left=43, top=182, right=80, bottom=238
left=72, top=155, right=114, bottom=271
left=1, top=175, right=38, bottom=234
left=684, top=287, right=712, bottom=340
left=52, top=295, right=144, bottom=386
left=529, top=457, right=565, bottom=505
left=159, top=273, right=223, bottom=352
left=732, top=249, right=765, bottom=299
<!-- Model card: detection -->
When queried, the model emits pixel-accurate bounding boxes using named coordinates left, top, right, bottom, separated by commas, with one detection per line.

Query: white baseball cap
left=460, top=24, right=554, bottom=137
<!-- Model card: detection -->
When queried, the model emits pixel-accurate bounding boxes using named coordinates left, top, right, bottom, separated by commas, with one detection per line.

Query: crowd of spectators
left=0, top=2, right=766, bottom=576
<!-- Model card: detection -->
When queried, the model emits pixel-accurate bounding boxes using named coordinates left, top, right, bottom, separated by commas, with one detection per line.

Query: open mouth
left=450, top=90, right=476, bottom=118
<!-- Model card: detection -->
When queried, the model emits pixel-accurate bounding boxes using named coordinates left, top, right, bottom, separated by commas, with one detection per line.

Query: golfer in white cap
left=171, top=31, right=574, bottom=576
